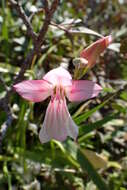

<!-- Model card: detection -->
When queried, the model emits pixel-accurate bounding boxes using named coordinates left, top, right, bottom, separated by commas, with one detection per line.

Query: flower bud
left=80, top=35, right=112, bottom=68
left=73, top=57, right=88, bottom=68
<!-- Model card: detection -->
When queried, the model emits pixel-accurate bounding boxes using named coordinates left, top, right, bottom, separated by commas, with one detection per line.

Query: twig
left=35, top=0, right=59, bottom=52
left=43, top=0, right=49, bottom=14
left=50, top=21, right=69, bottom=32
left=8, top=0, right=37, bottom=43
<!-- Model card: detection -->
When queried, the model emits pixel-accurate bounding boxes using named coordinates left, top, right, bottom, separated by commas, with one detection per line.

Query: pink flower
left=14, top=67, right=102, bottom=143
left=80, top=36, right=112, bottom=68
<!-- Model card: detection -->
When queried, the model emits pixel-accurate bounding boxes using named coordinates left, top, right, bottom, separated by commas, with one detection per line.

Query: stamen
left=52, top=85, right=65, bottom=101
left=53, top=86, right=56, bottom=94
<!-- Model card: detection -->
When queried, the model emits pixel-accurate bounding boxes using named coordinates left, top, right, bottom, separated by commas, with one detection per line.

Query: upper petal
left=14, top=80, right=52, bottom=102
left=39, top=98, right=78, bottom=143
left=66, top=80, right=102, bottom=102
left=43, top=67, right=72, bottom=86
left=80, top=36, right=112, bottom=67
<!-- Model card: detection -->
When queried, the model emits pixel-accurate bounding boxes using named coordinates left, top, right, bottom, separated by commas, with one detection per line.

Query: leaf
left=79, top=113, right=118, bottom=137
left=103, top=119, right=124, bottom=127
left=83, top=149, right=107, bottom=169
left=114, top=25, right=127, bottom=39
left=64, top=140, right=109, bottom=190
left=86, top=181, right=97, bottom=190
left=0, top=63, right=19, bottom=74
left=72, top=100, right=91, bottom=118
left=0, top=62, right=35, bottom=78
left=38, top=45, right=56, bottom=64
left=15, top=148, right=51, bottom=163
left=61, top=18, right=82, bottom=25
left=74, top=94, right=116, bottom=125
left=53, top=140, right=80, bottom=168
left=69, top=27, right=103, bottom=37
left=108, top=161, right=122, bottom=169
left=13, top=37, right=25, bottom=45
left=108, top=43, right=120, bottom=52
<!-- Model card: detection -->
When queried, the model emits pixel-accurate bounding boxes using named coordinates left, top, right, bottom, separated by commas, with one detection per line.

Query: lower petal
left=39, top=127, right=51, bottom=143
left=39, top=98, right=78, bottom=143
left=62, top=101, right=78, bottom=140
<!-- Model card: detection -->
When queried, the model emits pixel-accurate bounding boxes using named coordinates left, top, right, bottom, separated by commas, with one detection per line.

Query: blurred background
left=0, top=0, right=127, bottom=189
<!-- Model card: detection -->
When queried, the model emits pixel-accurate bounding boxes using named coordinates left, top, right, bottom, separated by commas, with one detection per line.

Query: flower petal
left=14, top=80, right=52, bottom=102
left=66, top=80, right=102, bottom=102
left=43, top=67, right=72, bottom=86
left=80, top=36, right=112, bottom=68
left=62, top=100, right=78, bottom=139
left=39, top=98, right=78, bottom=143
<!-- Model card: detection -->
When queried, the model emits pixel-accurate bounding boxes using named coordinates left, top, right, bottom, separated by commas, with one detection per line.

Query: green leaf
left=74, top=94, right=116, bottom=125
left=53, top=140, right=80, bottom=168
left=69, top=27, right=103, bottom=37
left=108, top=161, right=121, bottom=169
left=64, top=140, right=109, bottom=190
left=79, top=113, right=118, bottom=138
left=0, top=62, right=35, bottom=78
left=83, top=149, right=107, bottom=169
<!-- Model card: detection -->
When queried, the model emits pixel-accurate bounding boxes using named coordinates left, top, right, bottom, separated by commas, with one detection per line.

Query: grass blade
left=79, top=113, right=118, bottom=136
left=74, top=94, right=116, bottom=125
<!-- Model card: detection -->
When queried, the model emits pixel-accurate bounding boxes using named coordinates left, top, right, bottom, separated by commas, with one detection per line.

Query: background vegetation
left=0, top=0, right=127, bottom=189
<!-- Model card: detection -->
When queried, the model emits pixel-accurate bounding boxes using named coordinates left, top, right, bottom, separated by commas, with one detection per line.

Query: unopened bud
left=73, top=57, right=88, bottom=68
left=80, top=35, right=112, bottom=68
